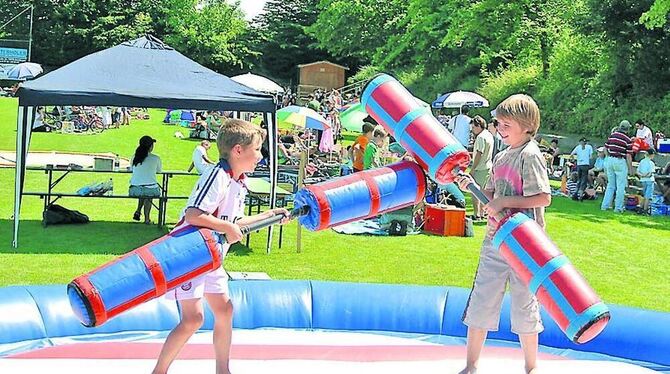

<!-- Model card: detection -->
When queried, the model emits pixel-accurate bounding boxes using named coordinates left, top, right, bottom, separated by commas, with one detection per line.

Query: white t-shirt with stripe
left=173, top=160, right=247, bottom=255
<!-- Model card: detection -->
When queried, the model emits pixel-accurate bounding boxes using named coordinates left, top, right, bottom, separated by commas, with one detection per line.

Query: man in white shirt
left=634, top=120, right=653, bottom=152
left=570, top=137, right=593, bottom=200
left=450, top=105, right=472, bottom=148
left=469, top=116, right=494, bottom=219
left=188, top=140, right=215, bottom=174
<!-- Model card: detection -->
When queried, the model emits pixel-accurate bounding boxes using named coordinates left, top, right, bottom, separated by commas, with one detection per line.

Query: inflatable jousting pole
left=465, top=182, right=610, bottom=344
left=361, top=74, right=470, bottom=183
left=69, top=161, right=426, bottom=327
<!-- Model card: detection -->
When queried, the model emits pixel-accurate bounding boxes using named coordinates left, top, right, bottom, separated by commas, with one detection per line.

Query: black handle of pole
left=466, top=182, right=490, bottom=205
left=240, top=205, right=309, bottom=235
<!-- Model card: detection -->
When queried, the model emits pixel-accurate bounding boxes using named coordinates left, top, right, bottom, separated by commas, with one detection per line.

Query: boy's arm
left=236, top=208, right=289, bottom=226
left=184, top=207, right=242, bottom=243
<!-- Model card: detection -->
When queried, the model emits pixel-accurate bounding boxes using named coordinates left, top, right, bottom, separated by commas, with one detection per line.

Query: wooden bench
left=23, top=191, right=189, bottom=227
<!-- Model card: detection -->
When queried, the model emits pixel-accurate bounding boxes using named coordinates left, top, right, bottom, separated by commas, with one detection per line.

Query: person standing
left=570, top=137, right=593, bottom=200
left=455, top=94, right=550, bottom=374
left=129, top=136, right=162, bottom=224
left=450, top=105, right=472, bottom=148
left=636, top=149, right=656, bottom=214
left=469, top=116, right=494, bottom=220
left=601, top=120, right=634, bottom=212
left=188, top=140, right=215, bottom=174
left=351, top=122, right=375, bottom=172
left=152, top=119, right=289, bottom=374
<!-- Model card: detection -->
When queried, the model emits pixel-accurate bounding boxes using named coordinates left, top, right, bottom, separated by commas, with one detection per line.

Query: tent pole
left=13, top=106, right=32, bottom=248
left=264, top=110, right=278, bottom=254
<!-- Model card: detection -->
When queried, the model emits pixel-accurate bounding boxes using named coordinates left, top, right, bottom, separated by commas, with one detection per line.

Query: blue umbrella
left=432, top=91, right=489, bottom=109
left=6, top=62, right=43, bottom=80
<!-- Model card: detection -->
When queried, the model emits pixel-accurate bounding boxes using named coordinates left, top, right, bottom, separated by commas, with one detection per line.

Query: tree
left=307, top=0, right=408, bottom=65
left=641, top=0, right=670, bottom=28
left=250, top=0, right=350, bottom=84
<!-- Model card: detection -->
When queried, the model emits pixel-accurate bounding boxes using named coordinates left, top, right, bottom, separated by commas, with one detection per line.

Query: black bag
left=43, top=204, right=89, bottom=226
left=388, top=219, right=408, bottom=236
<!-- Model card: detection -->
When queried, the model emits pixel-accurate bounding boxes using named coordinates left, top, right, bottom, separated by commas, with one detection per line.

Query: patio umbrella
left=231, top=73, right=285, bottom=94
left=432, top=91, right=489, bottom=109
left=6, top=62, right=43, bottom=80
left=277, top=105, right=330, bottom=130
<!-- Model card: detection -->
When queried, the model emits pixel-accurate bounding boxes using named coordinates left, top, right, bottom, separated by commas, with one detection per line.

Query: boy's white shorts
left=167, top=267, right=229, bottom=300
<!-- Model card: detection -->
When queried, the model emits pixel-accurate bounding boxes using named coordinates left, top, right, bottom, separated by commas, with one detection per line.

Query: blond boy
left=456, top=94, right=552, bottom=374
left=153, top=119, right=288, bottom=374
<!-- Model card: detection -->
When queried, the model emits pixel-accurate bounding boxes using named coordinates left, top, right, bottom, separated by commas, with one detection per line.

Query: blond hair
left=495, top=94, right=541, bottom=136
left=216, top=119, right=266, bottom=158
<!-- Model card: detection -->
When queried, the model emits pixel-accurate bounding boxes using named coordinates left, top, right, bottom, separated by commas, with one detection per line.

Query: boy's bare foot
left=526, top=366, right=538, bottom=374
left=458, top=366, right=477, bottom=374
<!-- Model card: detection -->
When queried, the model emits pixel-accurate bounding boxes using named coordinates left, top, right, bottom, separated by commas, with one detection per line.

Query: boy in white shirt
left=636, top=149, right=656, bottom=214
left=188, top=140, right=215, bottom=174
left=152, top=120, right=288, bottom=374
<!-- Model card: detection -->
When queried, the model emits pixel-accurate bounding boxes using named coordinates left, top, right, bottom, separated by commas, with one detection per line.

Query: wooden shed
left=297, top=60, right=348, bottom=94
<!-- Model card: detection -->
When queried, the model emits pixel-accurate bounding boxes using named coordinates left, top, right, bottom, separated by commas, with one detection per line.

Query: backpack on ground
left=43, top=204, right=89, bottom=226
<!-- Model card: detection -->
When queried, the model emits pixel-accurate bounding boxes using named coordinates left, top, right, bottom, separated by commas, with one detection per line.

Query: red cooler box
left=423, top=204, right=466, bottom=237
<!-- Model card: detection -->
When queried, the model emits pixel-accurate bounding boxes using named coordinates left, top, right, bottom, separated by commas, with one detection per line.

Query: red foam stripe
left=199, top=229, right=222, bottom=270
left=9, top=342, right=565, bottom=361
left=510, top=221, right=562, bottom=267
left=136, top=247, right=167, bottom=297
left=306, top=184, right=333, bottom=231
left=404, top=116, right=447, bottom=157
left=71, top=276, right=107, bottom=326
left=436, top=150, right=471, bottom=183
left=549, top=266, right=601, bottom=314
left=370, top=81, right=419, bottom=122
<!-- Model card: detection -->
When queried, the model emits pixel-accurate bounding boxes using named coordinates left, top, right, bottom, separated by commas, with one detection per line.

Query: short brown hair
left=471, top=115, right=486, bottom=129
left=495, top=94, right=541, bottom=136
left=217, top=119, right=266, bottom=158
left=362, top=122, right=375, bottom=133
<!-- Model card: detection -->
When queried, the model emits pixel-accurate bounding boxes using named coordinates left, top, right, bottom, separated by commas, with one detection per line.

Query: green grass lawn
left=1, top=97, right=669, bottom=312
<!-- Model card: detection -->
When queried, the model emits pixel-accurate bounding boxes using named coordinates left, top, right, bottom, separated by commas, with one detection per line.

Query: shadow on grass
left=1, top=219, right=257, bottom=256
left=0, top=219, right=170, bottom=254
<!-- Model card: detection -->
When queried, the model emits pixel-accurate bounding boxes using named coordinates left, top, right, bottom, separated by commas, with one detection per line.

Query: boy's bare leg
left=152, top=299, right=204, bottom=374
left=458, top=327, right=487, bottom=374
left=205, top=293, right=234, bottom=374
left=519, top=333, right=539, bottom=373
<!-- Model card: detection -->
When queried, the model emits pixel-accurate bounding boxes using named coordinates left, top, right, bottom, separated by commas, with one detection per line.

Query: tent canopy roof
left=17, top=35, right=275, bottom=112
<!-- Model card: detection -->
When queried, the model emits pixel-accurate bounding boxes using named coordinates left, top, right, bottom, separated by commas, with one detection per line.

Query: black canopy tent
left=13, top=36, right=280, bottom=251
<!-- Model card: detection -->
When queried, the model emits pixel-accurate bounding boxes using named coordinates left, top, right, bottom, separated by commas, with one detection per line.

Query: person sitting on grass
left=636, top=149, right=656, bottom=214
left=129, top=136, right=162, bottom=224
left=566, top=171, right=579, bottom=198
